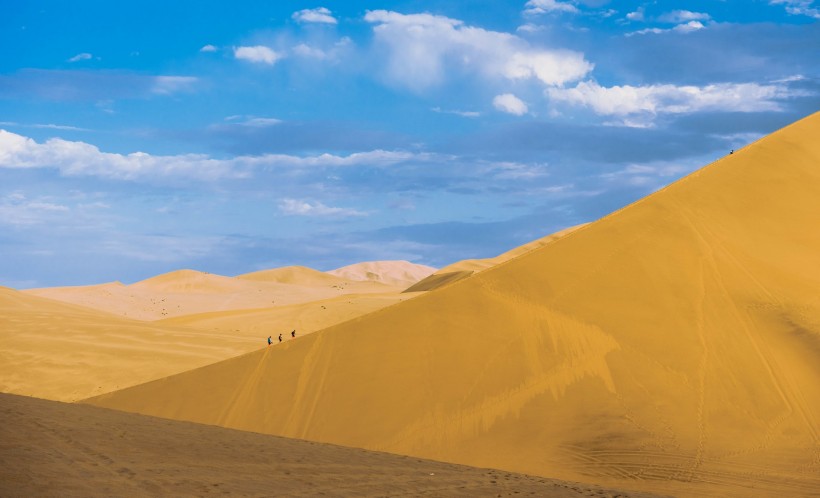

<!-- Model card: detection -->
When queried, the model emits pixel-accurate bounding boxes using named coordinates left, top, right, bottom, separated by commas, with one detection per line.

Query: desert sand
left=0, top=393, right=662, bottom=498
left=87, top=112, right=820, bottom=497
left=24, top=264, right=429, bottom=321
left=406, top=224, right=585, bottom=292
left=328, top=260, right=437, bottom=288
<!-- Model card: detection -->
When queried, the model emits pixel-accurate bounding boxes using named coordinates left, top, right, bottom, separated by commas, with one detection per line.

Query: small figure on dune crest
left=291, top=329, right=296, bottom=338
left=278, top=333, right=283, bottom=343
left=267, top=336, right=272, bottom=346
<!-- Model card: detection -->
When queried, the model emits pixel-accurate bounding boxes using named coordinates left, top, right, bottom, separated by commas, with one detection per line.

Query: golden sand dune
left=25, top=266, right=404, bottom=321
left=328, top=260, right=436, bottom=287
left=0, top=394, right=661, bottom=498
left=87, top=112, right=820, bottom=497
left=158, top=292, right=418, bottom=342
left=406, top=225, right=586, bottom=292
left=0, top=287, right=256, bottom=402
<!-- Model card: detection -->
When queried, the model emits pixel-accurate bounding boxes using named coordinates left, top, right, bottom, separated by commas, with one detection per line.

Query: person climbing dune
left=267, top=336, right=272, bottom=346
left=278, top=333, right=282, bottom=343
left=291, top=330, right=296, bottom=338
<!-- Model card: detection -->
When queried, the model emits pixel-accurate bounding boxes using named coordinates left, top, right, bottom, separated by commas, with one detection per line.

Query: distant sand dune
left=88, top=112, right=820, bottom=497
left=24, top=264, right=412, bottom=321
left=328, top=260, right=436, bottom=288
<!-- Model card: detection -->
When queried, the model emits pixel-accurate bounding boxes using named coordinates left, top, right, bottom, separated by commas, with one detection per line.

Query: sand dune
left=406, top=224, right=585, bottom=292
left=328, top=260, right=436, bottom=287
left=0, top=287, right=257, bottom=402
left=0, top=393, right=661, bottom=498
left=25, top=266, right=402, bottom=321
left=88, top=112, right=820, bottom=497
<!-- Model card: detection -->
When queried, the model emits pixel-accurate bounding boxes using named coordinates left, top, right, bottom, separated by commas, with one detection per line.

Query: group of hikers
left=268, top=330, right=296, bottom=346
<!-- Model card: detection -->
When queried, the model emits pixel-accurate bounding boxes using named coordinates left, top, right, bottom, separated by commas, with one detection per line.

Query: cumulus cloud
left=770, top=0, right=820, bottom=18
left=364, top=10, right=592, bottom=91
left=658, top=10, right=711, bottom=23
left=68, top=53, right=92, bottom=63
left=0, top=130, right=437, bottom=182
left=200, top=44, right=218, bottom=53
left=292, top=7, right=338, bottom=24
left=493, top=94, right=529, bottom=115
left=234, top=45, right=281, bottom=65
left=279, top=199, right=366, bottom=217
left=524, top=0, right=579, bottom=15
left=547, top=80, right=795, bottom=118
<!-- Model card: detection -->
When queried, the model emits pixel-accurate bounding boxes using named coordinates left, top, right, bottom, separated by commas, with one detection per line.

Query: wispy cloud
left=67, top=53, right=93, bottom=63
left=0, top=130, right=440, bottom=181
left=626, top=21, right=707, bottom=36
left=658, top=10, right=711, bottom=23
left=234, top=45, right=281, bottom=65
left=524, top=0, right=579, bottom=15
left=224, top=115, right=282, bottom=127
left=152, top=76, right=198, bottom=95
left=770, top=0, right=820, bottom=19
left=0, top=121, right=90, bottom=131
left=200, top=44, right=218, bottom=53
left=279, top=198, right=366, bottom=217
left=364, top=10, right=592, bottom=91
left=292, top=7, right=338, bottom=24
left=431, top=107, right=481, bottom=118
left=548, top=80, right=796, bottom=119
left=0, top=192, right=70, bottom=226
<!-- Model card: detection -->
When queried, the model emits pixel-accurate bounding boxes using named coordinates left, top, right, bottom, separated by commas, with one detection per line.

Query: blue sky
left=1, top=0, right=818, bottom=287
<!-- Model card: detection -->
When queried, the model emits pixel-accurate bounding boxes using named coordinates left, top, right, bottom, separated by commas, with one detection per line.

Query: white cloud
left=200, top=44, right=218, bottom=53
left=224, top=116, right=282, bottom=127
left=364, top=10, right=592, bottom=91
left=548, top=80, right=794, bottom=118
left=658, top=10, right=711, bottom=23
left=625, top=7, right=644, bottom=21
left=493, top=94, right=529, bottom=115
left=234, top=45, right=281, bottom=65
left=0, top=130, right=438, bottom=182
left=627, top=21, right=706, bottom=36
left=68, top=53, right=92, bottom=63
left=524, top=0, right=579, bottom=15
left=0, top=121, right=90, bottom=131
left=279, top=199, right=366, bottom=217
left=770, top=0, right=820, bottom=18
left=152, top=76, right=198, bottom=95
left=292, top=7, right=338, bottom=24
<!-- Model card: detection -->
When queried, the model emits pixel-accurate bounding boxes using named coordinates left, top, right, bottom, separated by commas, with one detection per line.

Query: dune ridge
left=327, top=260, right=436, bottom=287
left=86, top=112, right=820, bottom=497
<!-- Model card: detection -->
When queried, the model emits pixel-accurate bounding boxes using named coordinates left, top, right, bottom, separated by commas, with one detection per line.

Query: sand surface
left=328, top=260, right=437, bottom=288
left=24, top=266, right=406, bottom=321
left=88, top=112, right=820, bottom=497
left=0, top=393, right=663, bottom=498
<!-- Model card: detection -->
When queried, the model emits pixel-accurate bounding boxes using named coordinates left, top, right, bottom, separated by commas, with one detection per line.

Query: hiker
left=278, top=333, right=283, bottom=343
left=291, top=330, right=296, bottom=338
left=267, top=336, right=272, bottom=346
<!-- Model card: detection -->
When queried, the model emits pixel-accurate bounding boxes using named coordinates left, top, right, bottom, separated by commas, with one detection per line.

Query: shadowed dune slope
left=87, top=113, right=820, bottom=497
left=406, top=225, right=586, bottom=292
left=0, top=287, right=256, bottom=402
left=0, top=394, right=662, bottom=498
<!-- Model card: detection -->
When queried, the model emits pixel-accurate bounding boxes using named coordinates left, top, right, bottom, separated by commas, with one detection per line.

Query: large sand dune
left=0, top=287, right=256, bottom=402
left=87, top=112, right=820, bottom=497
left=0, top=393, right=661, bottom=498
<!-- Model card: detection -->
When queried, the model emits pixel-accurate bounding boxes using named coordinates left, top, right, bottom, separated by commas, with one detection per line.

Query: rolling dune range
left=87, top=112, right=820, bottom=497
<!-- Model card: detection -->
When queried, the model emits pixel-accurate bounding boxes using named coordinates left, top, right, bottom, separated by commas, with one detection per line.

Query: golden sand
left=87, top=112, right=820, bottom=497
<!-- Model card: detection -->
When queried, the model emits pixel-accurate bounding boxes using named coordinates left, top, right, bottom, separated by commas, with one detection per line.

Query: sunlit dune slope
left=0, top=287, right=256, bottom=402
left=87, top=113, right=820, bottom=497
left=159, top=292, right=418, bottom=342
left=328, top=260, right=436, bottom=287
left=25, top=267, right=398, bottom=321
left=406, top=225, right=586, bottom=292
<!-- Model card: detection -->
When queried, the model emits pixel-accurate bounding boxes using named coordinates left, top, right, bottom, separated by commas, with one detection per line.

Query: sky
left=1, top=0, right=818, bottom=288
